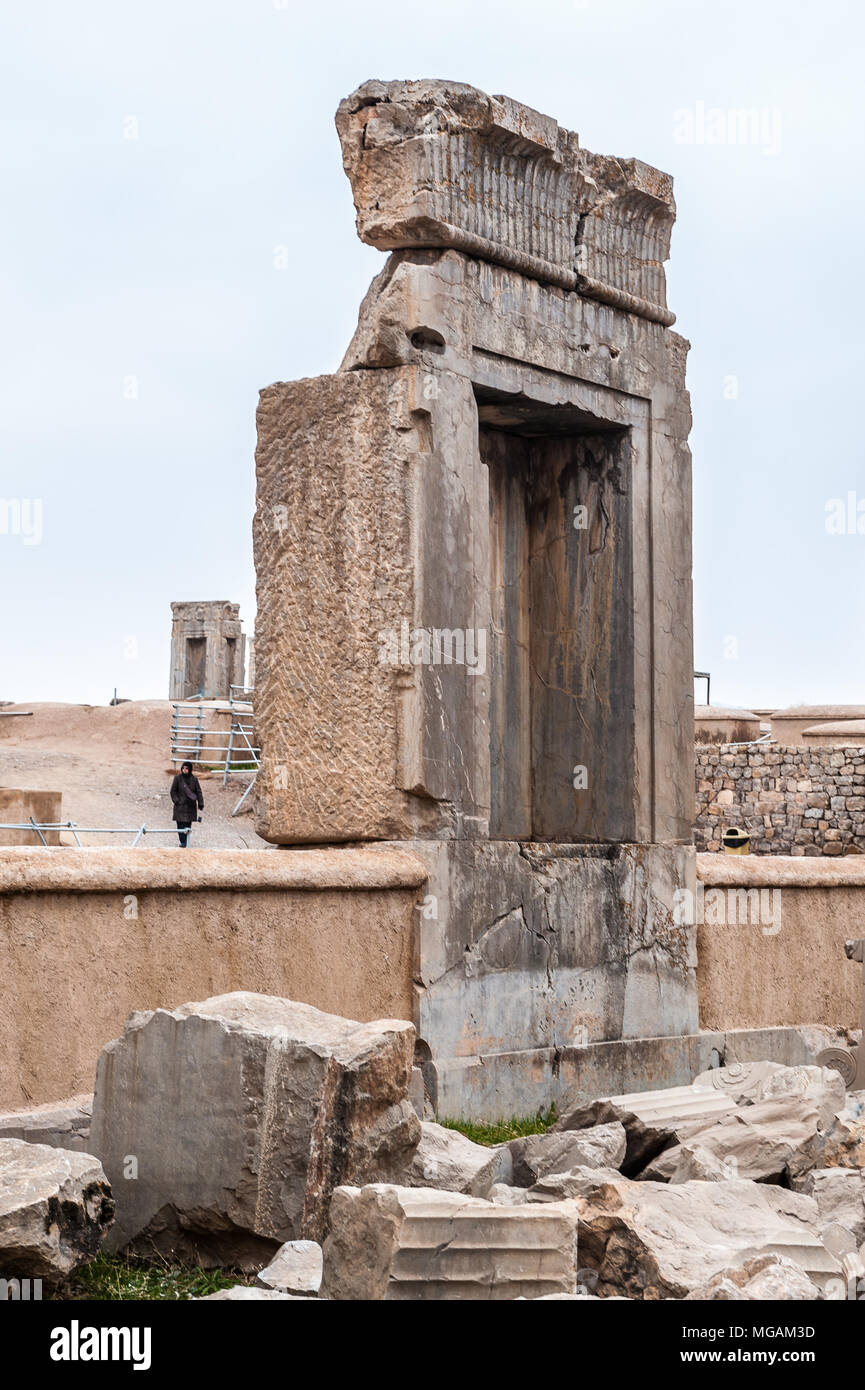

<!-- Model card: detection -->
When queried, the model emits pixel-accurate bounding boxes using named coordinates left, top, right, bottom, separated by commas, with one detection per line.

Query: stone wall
left=695, top=744, right=865, bottom=855
left=0, top=847, right=426, bottom=1110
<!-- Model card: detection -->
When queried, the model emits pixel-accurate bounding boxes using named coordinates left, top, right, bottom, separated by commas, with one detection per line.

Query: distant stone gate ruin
left=252, top=80, right=697, bottom=1113
left=169, top=601, right=246, bottom=701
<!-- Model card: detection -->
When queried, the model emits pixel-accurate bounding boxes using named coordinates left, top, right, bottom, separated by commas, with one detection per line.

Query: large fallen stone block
left=403, top=1122, right=510, bottom=1196
left=255, top=1240, right=322, bottom=1295
left=572, top=1174, right=839, bottom=1299
left=684, top=1253, right=821, bottom=1301
left=320, top=1184, right=579, bottom=1300
left=0, top=1095, right=93, bottom=1154
left=640, top=1094, right=825, bottom=1184
left=90, top=993, right=420, bottom=1263
left=509, top=1124, right=626, bottom=1187
left=0, top=1138, right=114, bottom=1285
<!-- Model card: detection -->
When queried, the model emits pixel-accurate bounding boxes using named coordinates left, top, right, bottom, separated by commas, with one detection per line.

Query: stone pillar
left=169, top=602, right=246, bottom=701
left=252, top=81, right=698, bottom=1112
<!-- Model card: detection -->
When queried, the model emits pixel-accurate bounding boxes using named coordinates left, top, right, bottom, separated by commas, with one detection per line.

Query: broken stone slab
left=640, top=1094, right=826, bottom=1184
left=787, top=1092, right=865, bottom=1179
left=255, top=1240, right=323, bottom=1296
left=554, top=1063, right=846, bottom=1178
left=402, top=1122, right=511, bottom=1196
left=572, top=1174, right=840, bottom=1299
left=489, top=1183, right=530, bottom=1206
left=509, top=1123, right=626, bottom=1188
left=90, top=993, right=421, bottom=1264
left=693, top=1061, right=845, bottom=1120
left=320, top=1184, right=579, bottom=1300
left=527, top=1166, right=626, bottom=1202
left=0, top=1095, right=93, bottom=1154
left=0, top=1138, right=114, bottom=1286
left=551, top=1095, right=729, bottom=1176
left=684, top=1253, right=821, bottom=1301
left=790, top=1169, right=865, bottom=1247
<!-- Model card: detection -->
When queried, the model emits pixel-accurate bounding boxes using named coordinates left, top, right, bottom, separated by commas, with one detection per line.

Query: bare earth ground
left=0, top=701, right=271, bottom=849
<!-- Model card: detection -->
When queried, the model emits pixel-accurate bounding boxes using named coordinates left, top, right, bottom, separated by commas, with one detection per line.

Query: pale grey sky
left=2, top=0, right=863, bottom=710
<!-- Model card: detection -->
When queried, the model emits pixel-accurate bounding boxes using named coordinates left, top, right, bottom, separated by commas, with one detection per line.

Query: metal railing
left=0, top=820, right=192, bottom=847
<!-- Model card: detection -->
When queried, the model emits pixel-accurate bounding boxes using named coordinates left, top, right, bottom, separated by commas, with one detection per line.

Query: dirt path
left=0, top=701, right=271, bottom=849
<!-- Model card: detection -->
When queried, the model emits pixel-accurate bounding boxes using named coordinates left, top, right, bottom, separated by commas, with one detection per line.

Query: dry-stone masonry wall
left=695, top=744, right=865, bottom=855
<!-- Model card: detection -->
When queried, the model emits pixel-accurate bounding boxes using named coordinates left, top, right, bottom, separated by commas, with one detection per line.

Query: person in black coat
left=170, top=761, right=204, bottom=847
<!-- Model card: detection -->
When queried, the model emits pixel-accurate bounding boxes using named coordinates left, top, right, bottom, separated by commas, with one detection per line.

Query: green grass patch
left=55, top=1252, right=253, bottom=1301
left=441, top=1104, right=557, bottom=1147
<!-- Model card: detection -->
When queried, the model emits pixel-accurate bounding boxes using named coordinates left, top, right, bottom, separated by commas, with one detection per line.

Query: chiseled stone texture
left=0, top=1138, right=114, bottom=1286
left=320, top=1184, right=580, bottom=1300
left=90, top=993, right=420, bottom=1263
left=509, top=1124, right=626, bottom=1187
left=336, top=79, right=676, bottom=325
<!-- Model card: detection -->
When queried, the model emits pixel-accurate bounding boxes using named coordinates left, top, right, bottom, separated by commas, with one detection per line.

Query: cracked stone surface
left=0, top=1138, right=114, bottom=1285
left=90, top=992, right=420, bottom=1264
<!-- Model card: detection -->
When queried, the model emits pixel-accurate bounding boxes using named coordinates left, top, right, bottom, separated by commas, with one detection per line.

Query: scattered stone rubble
left=0, top=1138, right=113, bottom=1285
left=2, top=994, right=865, bottom=1302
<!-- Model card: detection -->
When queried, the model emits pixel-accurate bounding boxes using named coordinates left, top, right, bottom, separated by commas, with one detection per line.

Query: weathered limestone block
left=509, top=1124, right=626, bottom=1188
left=788, top=1092, right=865, bottom=1178
left=0, top=1094, right=92, bottom=1153
left=572, top=1174, right=839, bottom=1298
left=552, top=1089, right=732, bottom=1177
left=414, top=840, right=698, bottom=1076
left=641, top=1095, right=828, bottom=1184
left=321, top=1184, right=580, bottom=1300
left=791, top=1169, right=865, bottom=1247
left=527, top=1166, right=626, bottom=1202
left=90, top=993, right=420, bottom=1262
left=255, top=1240, right=323, bottom=1295
left=403, top=1122, right=511, bottom=1196
left=336, top=80, right=676, bottom=325
left=0, top=1139, right=114, bottom=1285
left=253, top=366, right=488, bottom=844
left=252, top=79, right=696, bottom=1121
left=555, top=1062, right=843, bottom=1179
left=684, top=1253, right=821, bottom=1301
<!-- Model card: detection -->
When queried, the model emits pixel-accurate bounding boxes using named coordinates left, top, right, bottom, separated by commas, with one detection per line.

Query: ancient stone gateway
left=253, top=80, right=697, bottom=1115
left=168, top=601, right=246, bottom=701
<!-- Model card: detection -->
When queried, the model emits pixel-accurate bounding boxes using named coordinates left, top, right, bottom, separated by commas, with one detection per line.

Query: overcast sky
left=2, top=0, right=863, bottom=710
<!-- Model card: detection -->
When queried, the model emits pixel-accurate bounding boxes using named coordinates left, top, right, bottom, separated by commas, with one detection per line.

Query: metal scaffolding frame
left=170, top=687, right=259, bottom=816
